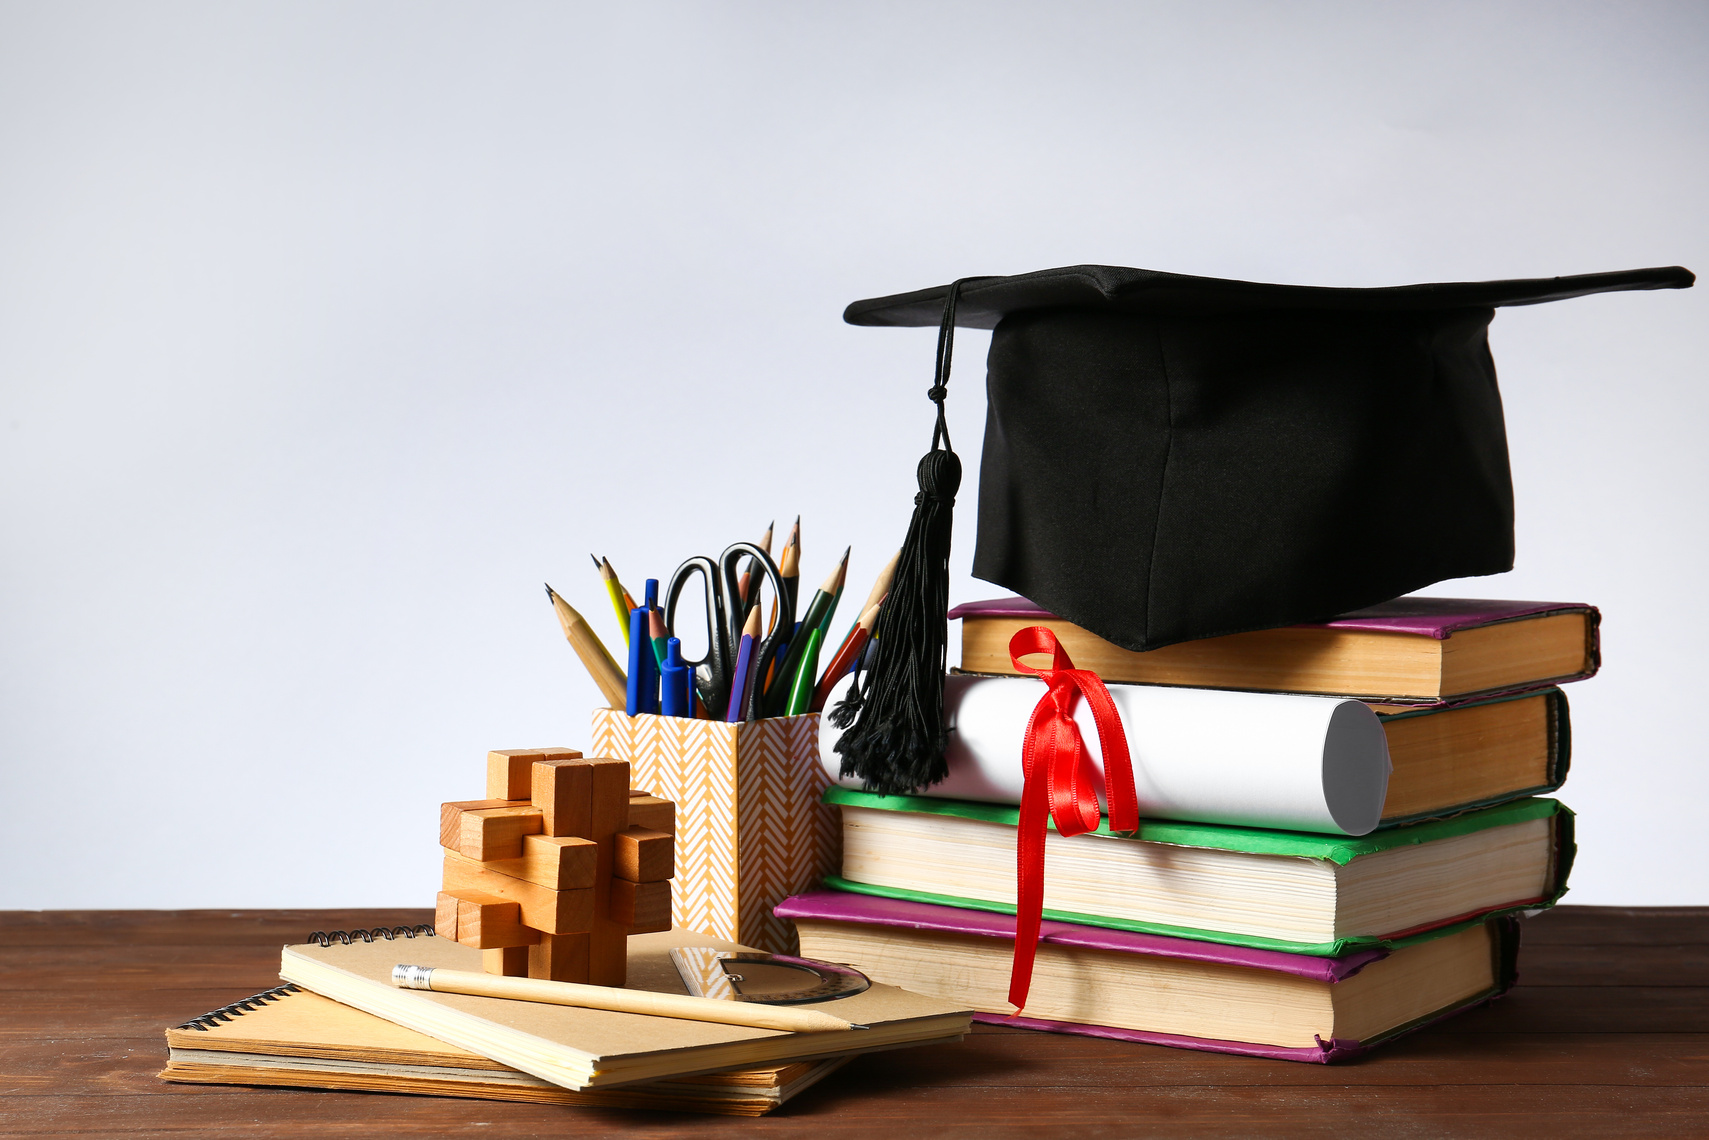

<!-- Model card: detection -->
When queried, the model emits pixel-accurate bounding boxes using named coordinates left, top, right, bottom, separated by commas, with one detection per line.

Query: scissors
left=664, top=542, right=795, bottom=721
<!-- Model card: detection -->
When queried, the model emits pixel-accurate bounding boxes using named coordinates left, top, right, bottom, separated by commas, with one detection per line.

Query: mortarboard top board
left=843, top=264, right=1693, bottom=656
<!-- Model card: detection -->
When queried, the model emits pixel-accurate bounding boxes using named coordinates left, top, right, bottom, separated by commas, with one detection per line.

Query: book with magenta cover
left=778, top=889, right=1520, bottom=1063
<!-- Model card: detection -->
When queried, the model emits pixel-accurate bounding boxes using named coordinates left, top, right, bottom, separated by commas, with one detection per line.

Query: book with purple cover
left=950, top=595, right=1600, bottom=707
left=777, top=889, right=1520, bottom=1063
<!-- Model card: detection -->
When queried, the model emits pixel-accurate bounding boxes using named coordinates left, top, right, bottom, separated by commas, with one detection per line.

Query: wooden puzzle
left=436, top=747, right=676, bottom=986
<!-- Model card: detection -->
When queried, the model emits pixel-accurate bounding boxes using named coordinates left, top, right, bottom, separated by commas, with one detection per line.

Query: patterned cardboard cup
left=590, top=710, right=840, bottom=955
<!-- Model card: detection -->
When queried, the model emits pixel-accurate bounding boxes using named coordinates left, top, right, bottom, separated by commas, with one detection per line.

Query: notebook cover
left=160, top=983, right=847, bottom=1116
left=279, top=927, right=971, bottom=1090
left=777, top=891, right=1523, bottom=1063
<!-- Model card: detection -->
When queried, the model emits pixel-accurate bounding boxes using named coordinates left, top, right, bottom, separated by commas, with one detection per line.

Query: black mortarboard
left=830, top=263, right=1691, bottom=795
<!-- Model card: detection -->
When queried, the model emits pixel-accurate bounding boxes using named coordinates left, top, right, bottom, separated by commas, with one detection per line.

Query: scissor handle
left=719, top=542, right=795, bottom=722
left=665, top=555, right=731, bottom=718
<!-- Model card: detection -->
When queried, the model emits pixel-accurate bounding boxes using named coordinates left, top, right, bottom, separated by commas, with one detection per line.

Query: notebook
left=161, top=982, right=848, bottom=1116
left=279, top=927, right=972, bottom=1090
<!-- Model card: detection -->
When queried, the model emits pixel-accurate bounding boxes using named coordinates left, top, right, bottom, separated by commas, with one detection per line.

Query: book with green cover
left=823, top=787, right=1573, bottom=957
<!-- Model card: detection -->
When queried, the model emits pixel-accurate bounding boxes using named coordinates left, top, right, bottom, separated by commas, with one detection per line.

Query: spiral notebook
left=269, top=923, right=969, bottom=1092
left=159, top=927, right=850, bottom=1117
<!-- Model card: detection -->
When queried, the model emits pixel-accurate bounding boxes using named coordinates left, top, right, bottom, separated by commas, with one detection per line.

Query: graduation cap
left=829, top=263, right=1693, bottom=795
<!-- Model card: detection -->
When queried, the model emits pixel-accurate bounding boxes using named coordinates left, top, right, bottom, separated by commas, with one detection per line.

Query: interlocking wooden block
left=434, top=889, right=540, bottom=949
left=434, top=890, right=461, bottom=940
left=531, top=759, right=593, bottom=838
left=444, top=748, right=675, bottom=981
left=614, top=826, right=674, bottom=883
left=609, top=879, right=671, bottom=934
left=484, top=946, right=530, bottom=977
left=440, top=798, right=519, bottom=850
left=575, top=757, right=633, bottom=986
left=455, top=804, right=544, bottom=861
left=626, top=794, right=675, bottom=835
left=528, top=930, right=591, bottom=983
left=442, top=850, right=594, bottom=934
left=476, top=834, right=598, bottom=891
left=488, top=747, right=581, bottom=800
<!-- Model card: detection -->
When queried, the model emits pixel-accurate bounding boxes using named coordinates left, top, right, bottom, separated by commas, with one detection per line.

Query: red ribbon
left=1006, top=626, right=1140, bottom=1012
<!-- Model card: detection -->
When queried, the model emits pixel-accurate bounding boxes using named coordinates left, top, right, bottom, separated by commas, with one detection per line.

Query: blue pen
left=626, top=606, right=659, bottom=716
left=660, top=637, right=691, bottom=718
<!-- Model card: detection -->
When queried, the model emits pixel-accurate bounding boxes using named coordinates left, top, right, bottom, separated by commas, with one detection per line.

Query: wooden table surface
left=3, top=906, right=1706, bottom=1138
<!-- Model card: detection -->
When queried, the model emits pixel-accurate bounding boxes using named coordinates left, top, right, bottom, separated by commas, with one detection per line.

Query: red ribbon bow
left=1006, top=626, right=1140, bottom=1012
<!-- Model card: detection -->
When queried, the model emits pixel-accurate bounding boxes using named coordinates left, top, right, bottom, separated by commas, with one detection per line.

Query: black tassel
left=832, top=281, right=966, bottom=795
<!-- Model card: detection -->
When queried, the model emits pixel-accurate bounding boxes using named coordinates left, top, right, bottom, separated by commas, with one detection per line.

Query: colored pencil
left=811, top=599, right=881, bottom=712
left=763, top=548, right=847, bottom=713
left=545, top=584, right=628, bottom=709
left=778, top=516, right=801, bottom=618
left=725, top=605, right=762, bottom=723
left=737, top=520, right=774, bottom=607
left=595, top=556, right=631, bottom=646
left=648, top=606, right=670, bottom=672
left=859, top=550, right=900, bottom=621
left=603, top=557, right=642, bottom=641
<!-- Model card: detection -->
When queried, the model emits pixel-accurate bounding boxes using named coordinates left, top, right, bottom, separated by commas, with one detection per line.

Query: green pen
left=783, top=626, right=825, bottom=716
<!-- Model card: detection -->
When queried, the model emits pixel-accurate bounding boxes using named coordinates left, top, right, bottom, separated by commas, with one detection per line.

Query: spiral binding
left=305, top=923, right=437, bottom=946
left=173, top=925, right=436, bottom=1032
left=175, top=983, right=300, bottom=1031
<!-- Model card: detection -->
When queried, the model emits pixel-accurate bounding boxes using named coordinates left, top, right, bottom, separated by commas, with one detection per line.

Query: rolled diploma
left=819, top=673, right=1391, bottom=836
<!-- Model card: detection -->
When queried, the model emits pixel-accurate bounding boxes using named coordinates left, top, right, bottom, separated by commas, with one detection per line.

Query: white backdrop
left=2, top=1, right=1703, bottom=908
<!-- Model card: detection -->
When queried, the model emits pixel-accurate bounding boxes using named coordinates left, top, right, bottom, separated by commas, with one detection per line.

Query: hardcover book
left=824, top=787, right=1573, bottom=956
left=951, top=596, right=1599, bottom=706
left=778, top=889, right=1519, bottom=1063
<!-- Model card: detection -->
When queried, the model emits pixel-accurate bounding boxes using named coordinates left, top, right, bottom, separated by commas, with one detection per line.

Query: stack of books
left=782, top=595, right=1596, bottom=1062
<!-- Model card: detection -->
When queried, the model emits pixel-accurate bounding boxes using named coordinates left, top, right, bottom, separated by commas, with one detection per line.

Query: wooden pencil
left=811, top=599, right=881, bottom=711
left=597, top=557, right=635, bottom=646
left=393, top=965, right=859, bottom=1033
left=735, top=519, right=774, bottom=631
left=647, top=607, right=670, bottom=671
left=775, top=516, right=801, bottom=631
left=764, top=548, right=847, bottom=713
left=545, top=584, right=628, bottom=709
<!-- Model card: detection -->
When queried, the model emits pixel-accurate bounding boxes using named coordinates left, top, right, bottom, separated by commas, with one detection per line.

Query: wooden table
left=4, top=906, right=1705, bottom=1138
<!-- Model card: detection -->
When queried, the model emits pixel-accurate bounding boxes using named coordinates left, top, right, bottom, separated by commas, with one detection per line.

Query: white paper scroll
left=819, top=672, right=1391, bottom=836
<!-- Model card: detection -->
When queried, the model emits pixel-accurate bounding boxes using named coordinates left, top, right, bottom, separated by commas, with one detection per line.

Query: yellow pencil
left=597, top=556, right=633, bottom=646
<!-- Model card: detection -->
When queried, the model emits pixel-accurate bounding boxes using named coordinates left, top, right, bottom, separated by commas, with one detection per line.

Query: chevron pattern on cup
left=592, top=709, right=840, bottom=953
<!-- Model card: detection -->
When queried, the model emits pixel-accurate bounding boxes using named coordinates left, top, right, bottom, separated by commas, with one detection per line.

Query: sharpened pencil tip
left=544, top=582, right=557, bottom=598
left=590, top=553, right=601, bottom=568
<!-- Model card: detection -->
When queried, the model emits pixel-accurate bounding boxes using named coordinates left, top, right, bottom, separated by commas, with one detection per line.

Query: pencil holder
left=589, top=709, right=840, bottom=954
